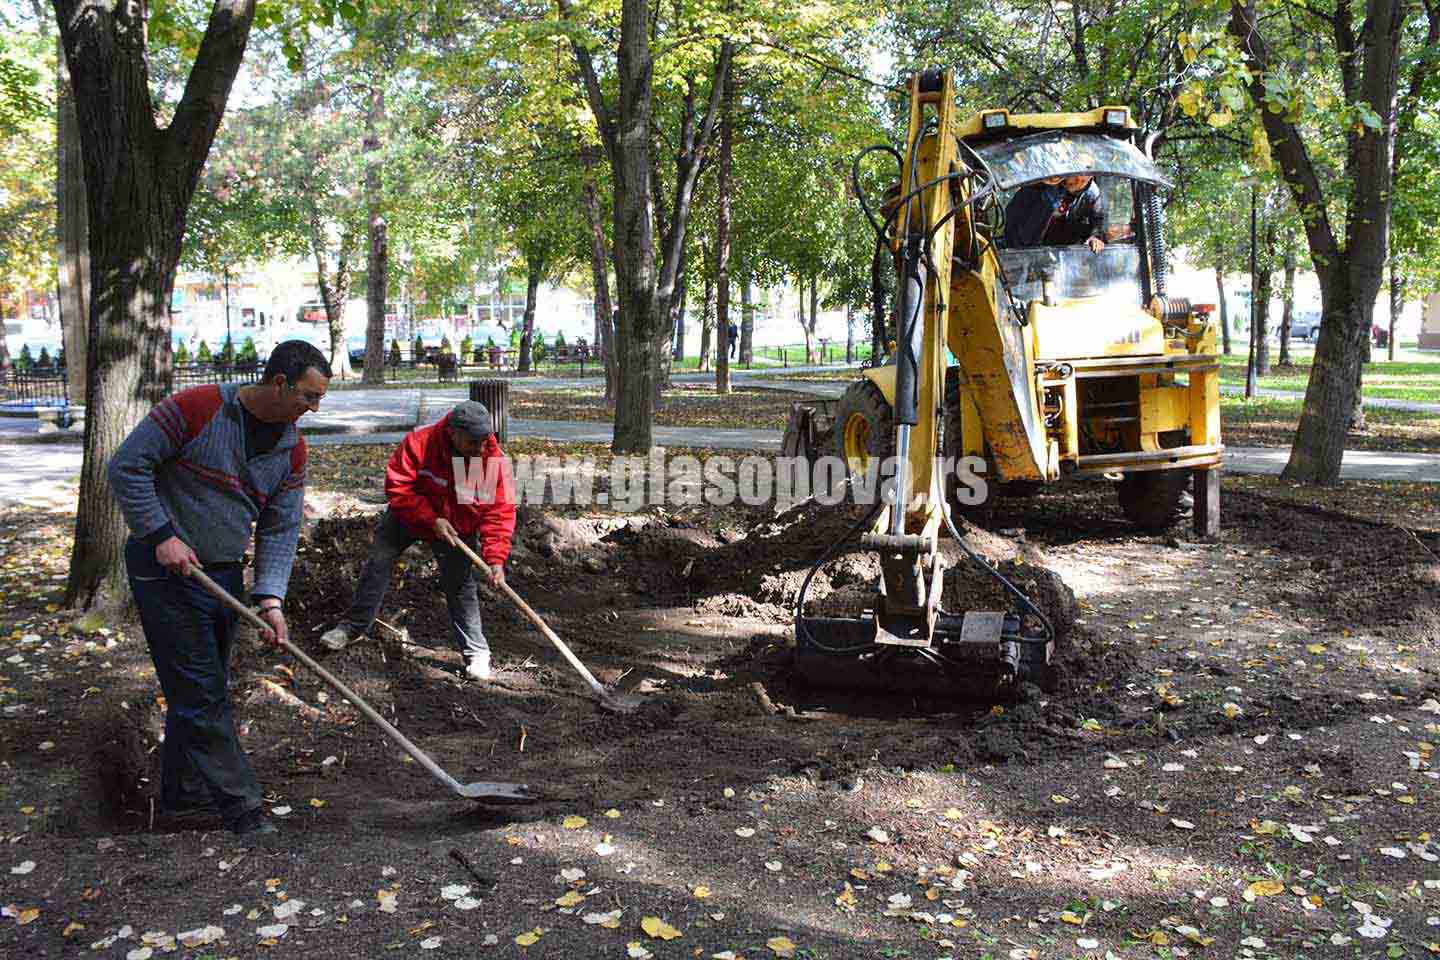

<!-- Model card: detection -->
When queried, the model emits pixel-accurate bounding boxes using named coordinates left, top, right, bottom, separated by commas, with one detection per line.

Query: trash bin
left=469, top=379, right=509, bottom=444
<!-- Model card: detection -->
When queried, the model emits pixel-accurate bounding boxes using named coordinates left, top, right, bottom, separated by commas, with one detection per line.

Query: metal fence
left=0, top=363, right=261, bottom=407
left=0, top=370, right=68, bottom=406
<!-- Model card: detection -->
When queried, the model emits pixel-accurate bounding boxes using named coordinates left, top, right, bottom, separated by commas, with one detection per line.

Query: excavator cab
left=787, top=70, right=1223, bottom=696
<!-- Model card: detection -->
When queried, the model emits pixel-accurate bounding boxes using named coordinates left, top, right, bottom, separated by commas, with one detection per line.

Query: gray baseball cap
left=449, top=401, right=493, bottom=440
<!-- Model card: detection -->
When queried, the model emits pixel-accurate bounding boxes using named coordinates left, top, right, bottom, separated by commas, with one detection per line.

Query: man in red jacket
left=320, top=401, right=516, bottom=680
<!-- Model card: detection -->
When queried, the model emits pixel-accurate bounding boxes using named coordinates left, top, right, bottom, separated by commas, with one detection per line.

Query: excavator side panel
left=946, top=258, right=1047, bottom=482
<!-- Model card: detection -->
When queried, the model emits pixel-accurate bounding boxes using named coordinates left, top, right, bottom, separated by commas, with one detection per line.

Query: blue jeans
left=124, top=537, right=263, bottom=825
left=340, top=511, right=490, bottom=659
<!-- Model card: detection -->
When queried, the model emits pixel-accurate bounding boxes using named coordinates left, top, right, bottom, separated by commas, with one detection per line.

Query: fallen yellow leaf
left=640, top=916, right=682, bottom=940
left=604, top=808, right=622, bottom=819
left=766, top=936, right=797, bottom=958
left=62, top=922, right=84, bottom=937
left=1248, top=879, right=1285, bottom=897
left=555, top=891, right=585, bottom=908
left=563, top=815, right=589, bottom=830
left=943, top=808, right=963, bottom=821
left=1059, top=911, right=1084, bottom=925
left=692, top=886, right=712, bottom=899
left=515, top=929, right=542, bottom=947
left=1051, top=794, right=1072, bottom=805
left=309, top=798, right=326, bottom=808
left=17, top=908, right=39, bottom=925
left=1398, top=796, right=1417, bottom=805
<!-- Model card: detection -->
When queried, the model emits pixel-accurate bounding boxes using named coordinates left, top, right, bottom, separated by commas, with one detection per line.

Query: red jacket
left=385, top=414, right=516, bottom=566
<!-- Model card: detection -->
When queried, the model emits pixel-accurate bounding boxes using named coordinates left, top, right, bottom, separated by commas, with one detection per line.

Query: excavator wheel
left=834, top=379, right=894, bottom=478
left=1116, top=431, right=1192, bottom=529
left=1117, top=469, right=1190, bottom=530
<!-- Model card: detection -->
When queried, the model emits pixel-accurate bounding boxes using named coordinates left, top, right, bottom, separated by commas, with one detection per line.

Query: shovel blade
left=455, top=781, right=540, bottom=803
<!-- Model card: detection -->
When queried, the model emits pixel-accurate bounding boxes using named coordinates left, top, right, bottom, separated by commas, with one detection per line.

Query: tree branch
left=166, top=0, right=258, bottom=190
left=1228, top=0, right=1340, bottom=283
left=555, top=0, right=617, bottom=164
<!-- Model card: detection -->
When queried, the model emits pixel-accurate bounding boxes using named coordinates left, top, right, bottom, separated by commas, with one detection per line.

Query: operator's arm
left=252, top=440, right=307, bottom=601
left=385, top=428, right=440, bottom=536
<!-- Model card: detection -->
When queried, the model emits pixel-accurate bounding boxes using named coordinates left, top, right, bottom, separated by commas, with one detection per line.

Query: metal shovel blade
left=599, top=691, right=645, bottom=715
left=454, top=780, right=542, bottom=803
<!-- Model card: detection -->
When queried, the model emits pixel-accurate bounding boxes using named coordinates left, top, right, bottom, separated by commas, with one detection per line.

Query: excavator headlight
left=1104, top=108, right=1129, bottom=127
left=982, top=110, right=1008, bottom=130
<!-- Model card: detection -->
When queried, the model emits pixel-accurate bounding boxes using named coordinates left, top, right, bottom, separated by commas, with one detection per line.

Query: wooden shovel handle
left=445, top=535, right=608, bottom=698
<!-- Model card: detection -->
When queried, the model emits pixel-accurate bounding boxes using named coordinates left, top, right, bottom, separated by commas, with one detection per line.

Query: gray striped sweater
left=108, top=384, right=307, bottom=600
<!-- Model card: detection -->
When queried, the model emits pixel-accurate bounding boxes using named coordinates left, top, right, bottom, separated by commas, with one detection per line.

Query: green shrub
left=17, top=344, right=33, bottom=370
left=219, top=338, right=236, bottom=364
left=37, top=346, right=51, bottom=367
left=389, top=339, right=402, bottom=366
left=532, top=331, right=547, bottom=362
left=175, top=341, right=191, bottom=364
left=197, top=341, right=213, bottom=362
left=238, top=337, right=258, bottom=363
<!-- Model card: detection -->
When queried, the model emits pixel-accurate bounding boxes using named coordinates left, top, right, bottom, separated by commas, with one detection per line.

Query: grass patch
left=1217, top=351, right=1440, bottom=404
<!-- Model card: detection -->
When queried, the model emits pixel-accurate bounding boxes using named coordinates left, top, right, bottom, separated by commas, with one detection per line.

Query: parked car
left=1290, top=310, right=1322, bottom=342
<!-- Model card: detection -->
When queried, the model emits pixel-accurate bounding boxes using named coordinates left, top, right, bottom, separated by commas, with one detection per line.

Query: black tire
left=834, top=378, right=894, bottom=479
left=1117, top=468, right=1189, bottom=530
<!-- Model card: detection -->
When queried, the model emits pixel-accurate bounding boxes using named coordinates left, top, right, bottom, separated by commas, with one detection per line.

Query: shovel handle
left=186, top=567, right=472, bottom=796
left=445, top=535, right=609, bottom=698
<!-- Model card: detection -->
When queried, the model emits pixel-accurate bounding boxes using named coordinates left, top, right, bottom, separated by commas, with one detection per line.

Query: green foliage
left=460, top=334, right=474, bottom=359
left=413, top=334, right=424, bottom=360
left=553, top=330, right=567, bottom=351
left=239, top=337, right=259, bottom=363
left=219, top=338, right=236, bottom=364
left=175, top=341, right=191, bottom=364
left=532, top=330, right=547, bottom=362
left=17, top=344, right=32, bottom=370
left=389, top=338, right=402, bottom=365
left=439, top=335, right=454, bottom=356
left=197, top=341, right=213, bottom=363
left=0, top=30, right=53, bottom=306
left=36, top=346, right=50, bottom=368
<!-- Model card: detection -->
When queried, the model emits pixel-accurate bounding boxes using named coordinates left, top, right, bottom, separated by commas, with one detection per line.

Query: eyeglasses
left=291, top=385, right=325, bottom=404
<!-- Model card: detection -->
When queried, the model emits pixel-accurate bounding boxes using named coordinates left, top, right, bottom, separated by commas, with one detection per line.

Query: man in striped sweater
left=109, top=340, right=331, bottom=836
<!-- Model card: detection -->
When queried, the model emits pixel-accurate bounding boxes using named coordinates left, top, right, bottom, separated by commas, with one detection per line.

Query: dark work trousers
left=341, top=510, right=489, bottom=660
left=124, top=536, right=263, bottom=825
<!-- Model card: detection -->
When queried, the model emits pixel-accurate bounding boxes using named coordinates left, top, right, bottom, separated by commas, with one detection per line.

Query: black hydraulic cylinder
left=894, top=234, right=926, bottom=426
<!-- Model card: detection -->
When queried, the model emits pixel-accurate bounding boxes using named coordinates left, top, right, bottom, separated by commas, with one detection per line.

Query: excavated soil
left=6, top=472, right=1440, bottom=959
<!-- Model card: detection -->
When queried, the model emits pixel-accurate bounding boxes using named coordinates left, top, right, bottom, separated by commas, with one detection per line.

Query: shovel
left=188, top=567, right=538, bottom=804
left=446, top=537, right=643, bottom=715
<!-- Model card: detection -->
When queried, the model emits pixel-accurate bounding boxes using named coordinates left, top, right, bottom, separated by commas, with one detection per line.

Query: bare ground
left=0, top=463, right=1437, bottom=960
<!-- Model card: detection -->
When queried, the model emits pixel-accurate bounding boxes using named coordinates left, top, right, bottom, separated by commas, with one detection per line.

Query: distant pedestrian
left=727, top=321, right=739, bottom=359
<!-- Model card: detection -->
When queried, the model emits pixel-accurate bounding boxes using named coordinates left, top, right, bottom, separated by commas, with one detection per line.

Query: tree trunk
left=715, top=59, right=733, bottom=396
left=698, top=276, right=714, bottom=372
left=1215, top=268, right=1231, bottom=355
left=60, top=0, right=257, bottom=612
left=846, top=304, right=855, bottom=363
left=1253, top=268, right=1271, bottom=377
left=311, top=216, right=354, bottom=380
left=562, top=0, right=731, bottom=452
left=809, top=277, right=819, bottom=364
left=519, top=257, right=542, bottom=373
left=57, top=40, right=89, bottom=405
left=740, top=277, right=754, bottom=365
left=362, top=77, right=388, bottom=384
left=1388, top=270, right=1402, bottom=361
left=1278, top=251, right=1295, bottom=366
left=580, top=143, right=617, bottom=403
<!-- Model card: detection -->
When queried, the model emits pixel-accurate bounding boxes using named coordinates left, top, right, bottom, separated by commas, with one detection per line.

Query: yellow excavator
left=787, top=69, right=1223, bottom=693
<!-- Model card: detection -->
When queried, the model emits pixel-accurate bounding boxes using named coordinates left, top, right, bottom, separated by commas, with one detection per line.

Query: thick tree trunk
left=362, top=78, right=388, bottom=384
left=518, top=258, right=542, bottom=373
left=580, top=144, right=617, bottom=403
left=1230, top=0, right=1402, bottom=483
left=57, top=42, right=89, bottom=405
left=1388, top=270, right=1402, bottom=361
left=60, top=0, right=256, bottom=612
left=740, top=277, right=754, bottom=364
left=698, top=276, right=714, bottom=372
left=1279, top=252, right=1295, bottom=366
left=1215, top=268, right=1231, bottom=355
